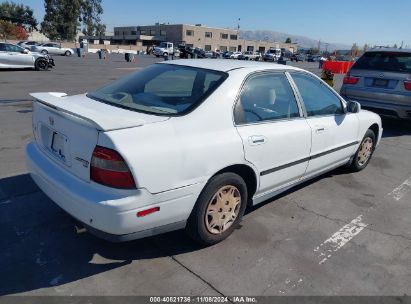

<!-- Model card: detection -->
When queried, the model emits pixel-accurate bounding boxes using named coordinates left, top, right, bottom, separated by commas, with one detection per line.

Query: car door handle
left=315, top=127, right=325, bottom=133
left=248, top=135, right=266, bottom=145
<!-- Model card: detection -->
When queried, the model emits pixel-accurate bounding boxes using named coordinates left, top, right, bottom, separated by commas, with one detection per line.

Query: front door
left=289, top=72, right=359, bottom=178
left=5, top=44, right=33, bottom=67
left=234, top=72, right=312, bottom=196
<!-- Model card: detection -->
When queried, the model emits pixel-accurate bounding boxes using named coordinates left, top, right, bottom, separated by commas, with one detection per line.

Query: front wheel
left=186, top=173, right=248, bottom=245
left=349, top=129, right=376, bottom=172
left=65, top=50, right=72, bottom=56
left=34, top=58, right=50, bottom=71
left=41, top=49, right=48, bottom=55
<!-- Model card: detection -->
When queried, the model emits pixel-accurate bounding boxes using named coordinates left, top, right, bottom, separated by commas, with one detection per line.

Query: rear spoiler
left=30, top=92, right=146, bottom=131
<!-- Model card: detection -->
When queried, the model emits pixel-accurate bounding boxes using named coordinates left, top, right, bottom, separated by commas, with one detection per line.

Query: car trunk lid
left=345, top=69, right=411, bottom=105
left=31, top=92, right=169, bottom=182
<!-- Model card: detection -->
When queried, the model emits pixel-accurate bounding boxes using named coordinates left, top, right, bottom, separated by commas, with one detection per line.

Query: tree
left=80, top=0, right=105, bottom=36
left=41, top=0, right=105, bottom=41
left=351, top=43, right=359, bottom=56
left=363, top=43, right=369, bottom=52
left=0, top=1, right=37, bottom=30
left=285, top=37, right=291, bottom=43
left=0, top=19, right=28, bottom=39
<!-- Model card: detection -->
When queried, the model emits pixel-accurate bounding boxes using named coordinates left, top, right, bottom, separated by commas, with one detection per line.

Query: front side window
left=88, top=64, right=227, bottom=115
left=5, top=44, right=24, bottom=53
left=291, top=73, right=344, bottom=116
left=234, top=73, right=300, bottom=125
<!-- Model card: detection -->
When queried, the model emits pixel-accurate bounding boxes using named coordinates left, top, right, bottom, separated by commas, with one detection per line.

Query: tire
left=65, top=50, right=71, bottom=56
left=163, top=52, right=168, bottom=57
left=34, top=58, right=49, bottom=71
left=41, top=49, right=48, bottom=55
left=186, top=173, right=248, bottom=245
left=349, top=129, right=376, bottom=172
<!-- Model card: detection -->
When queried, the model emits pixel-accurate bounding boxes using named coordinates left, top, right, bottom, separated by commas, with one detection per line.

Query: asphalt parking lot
left=0, top=54, right=410, bottom=297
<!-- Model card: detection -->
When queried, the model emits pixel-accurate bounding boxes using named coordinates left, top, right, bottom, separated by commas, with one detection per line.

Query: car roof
left=160, top=59, right=302, bottom=72
left=367, top=47, right=411, bottom=53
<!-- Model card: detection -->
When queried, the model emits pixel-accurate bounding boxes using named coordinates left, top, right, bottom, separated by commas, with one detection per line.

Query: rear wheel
left=41, top=49, right=48, bottom=55
left=34, top=58, right=49, bottom=71
left=186, top=173, right=247, bottom=245
left=65, top=50, right=71, bottom=56
left=349, top=129, right=376, bottom=171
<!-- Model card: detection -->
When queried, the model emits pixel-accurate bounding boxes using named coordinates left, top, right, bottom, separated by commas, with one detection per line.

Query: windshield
left=87, top=64, right=227, bottom=115
left=352, top=51, right=411, bottom=73
left=159, top=42, right=167, bottom=48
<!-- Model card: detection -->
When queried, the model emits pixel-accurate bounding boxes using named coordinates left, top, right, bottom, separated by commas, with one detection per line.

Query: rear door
left=290, top=72, right=359, bottom=178
left=234, top=72, right=311, bottom=195
left=343, top=51, right=411, bottom=106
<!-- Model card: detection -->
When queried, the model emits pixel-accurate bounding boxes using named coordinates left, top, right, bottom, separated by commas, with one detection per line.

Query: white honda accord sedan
left=26, top=59, right=382, bottom=245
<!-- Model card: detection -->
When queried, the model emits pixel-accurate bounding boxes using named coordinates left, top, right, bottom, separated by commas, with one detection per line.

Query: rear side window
left=234, top=73, right=300, bottom=124
left=353, top=51, right=411, bottom=73
left=291, top=73, right=344, bottom=117
left=88, top=64, right=227, bottom=115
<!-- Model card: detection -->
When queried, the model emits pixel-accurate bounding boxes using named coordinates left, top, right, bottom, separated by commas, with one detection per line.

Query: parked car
left=205, top=51, right=219, bottom=58
left=153, top=42, right=175, bottom=57
left=263, top=48, right=281, bottom=62
left=177, top=45, right=206, bottom=59
left=291, top=54, right=305, bottom=62
left=230, top=51, right=243, bottom=59
left=0, top=42, right=55, bottom=70
left=222, top=51, right=233, bottom=59
left=238, top=51, right=261, bottom=61
left=340, top=48, right=411, bottom=120
left=17, top=40, right=42, bottom=50
left=32, top=42, right=74, bottom=56
left=26, top=59, right=381, bottom=245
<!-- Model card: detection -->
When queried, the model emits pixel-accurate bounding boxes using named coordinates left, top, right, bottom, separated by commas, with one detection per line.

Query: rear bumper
left=26, top=141, right=204, bottom=241
left=344, top=97, right=411, bottom=119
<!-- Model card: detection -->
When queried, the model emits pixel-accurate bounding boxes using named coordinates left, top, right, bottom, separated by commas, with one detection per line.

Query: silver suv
left=340, top=48, right=411, bottom=120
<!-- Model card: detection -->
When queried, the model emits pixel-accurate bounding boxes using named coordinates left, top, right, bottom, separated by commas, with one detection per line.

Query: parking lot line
left=387, top=176, right=411, bottom=201
left=314, top=215, right=368, bottom=265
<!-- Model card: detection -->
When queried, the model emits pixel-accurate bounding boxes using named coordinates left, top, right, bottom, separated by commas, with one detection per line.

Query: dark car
left=178, top=45, right=206, bottom=59
left=340, top=48, right=411, bottom=120
left=291, top=54, right=305, bottom=62
left=222, top=51, right=233, bottom=59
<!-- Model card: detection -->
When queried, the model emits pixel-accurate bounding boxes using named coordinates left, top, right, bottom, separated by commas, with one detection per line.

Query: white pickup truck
left=153, top=42, right=174, bottom=57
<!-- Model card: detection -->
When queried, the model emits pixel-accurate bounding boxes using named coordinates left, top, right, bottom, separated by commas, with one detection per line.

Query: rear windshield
left=352, top=51, right=411, bottom=73
left=87, top=64, right=227, bottom=115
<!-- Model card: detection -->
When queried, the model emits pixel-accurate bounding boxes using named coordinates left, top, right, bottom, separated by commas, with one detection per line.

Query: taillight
left=90, top=146, right=136, bottom=189
left=404, top=81, right=411, bottom=91
left=343, top=74, right=360, bottom=85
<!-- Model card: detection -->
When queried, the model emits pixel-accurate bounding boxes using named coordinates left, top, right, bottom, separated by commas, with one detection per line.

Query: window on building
left=131, top=31, right=137, bottom=35
left=229, top=46, right=236, bottom=52
left=160, top=30, right=166, bottom=36
left=230, top=34, right=238, bottom=40
left=204, top=45, right=211, bottom=51
left=220, top=33, right=228, bottom=39
left=186, top=44, right=194, bottom=48
left=220, top=46, right=227, bottom=51
left=150, top=30, right=156, bottom=35
left=115, top=31, right=119, bottom=36
left=205, top=32, right=212, bottom=38
left=140, top=30, right=146, bottom=35
left=186, top=30, right=194, bottom=36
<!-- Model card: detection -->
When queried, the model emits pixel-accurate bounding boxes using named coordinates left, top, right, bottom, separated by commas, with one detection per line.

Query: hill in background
left=240, top=29, right=351, bottom=51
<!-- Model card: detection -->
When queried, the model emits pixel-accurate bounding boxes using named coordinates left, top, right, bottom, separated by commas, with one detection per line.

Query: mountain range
left=239, top=30, right=351, bottom=51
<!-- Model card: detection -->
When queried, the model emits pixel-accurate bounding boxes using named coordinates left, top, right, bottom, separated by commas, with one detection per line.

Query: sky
left=14, top=0, right=411, bottom=47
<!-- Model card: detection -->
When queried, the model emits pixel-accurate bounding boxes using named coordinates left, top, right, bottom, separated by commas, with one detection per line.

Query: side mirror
left=22, top=48, right=29, bottom=54
left=347, top=100, right=361, bottom=113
